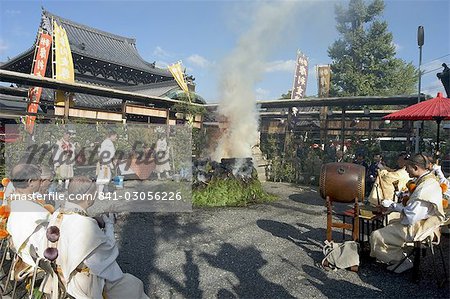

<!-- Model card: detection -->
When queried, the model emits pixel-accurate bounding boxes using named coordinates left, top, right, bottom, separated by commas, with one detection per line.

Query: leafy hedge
left=193, top=177, right=276, bottom=207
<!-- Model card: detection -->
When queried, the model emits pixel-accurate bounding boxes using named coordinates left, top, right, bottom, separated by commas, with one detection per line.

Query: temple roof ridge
left=42, top=10, right=171, bottom=76
left=43, top=10, right=136, bottom=44
left=118, top=80, right=179, bottom=91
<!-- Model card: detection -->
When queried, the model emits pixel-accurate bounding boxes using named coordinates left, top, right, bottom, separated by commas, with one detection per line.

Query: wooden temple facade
left=0, top=10, right=203, bottom=127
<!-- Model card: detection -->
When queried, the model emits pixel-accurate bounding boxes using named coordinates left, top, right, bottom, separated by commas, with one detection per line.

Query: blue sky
left=0, top=0, right=449, bottom=102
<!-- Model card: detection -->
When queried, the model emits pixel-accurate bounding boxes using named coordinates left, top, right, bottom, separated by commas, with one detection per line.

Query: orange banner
left=26, top=32, right=52, bottom=134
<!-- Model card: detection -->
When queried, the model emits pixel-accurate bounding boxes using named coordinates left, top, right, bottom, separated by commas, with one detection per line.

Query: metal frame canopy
left=205, top=95, right=425, bottom=109
left=256, top=95, right=424, bottom=108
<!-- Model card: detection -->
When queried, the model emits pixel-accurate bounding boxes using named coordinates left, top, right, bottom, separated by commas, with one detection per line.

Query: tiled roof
left=38, top=81, right=180, bottom=109
left=0, top=94, right=29, bottom=111
left=40, top=88, right=114, bottom=109
left=43, top=11, right=171, bottom=77
left=117, top=80, right=179, bottom=97
left=295, top=106, right=320, bottom=127
left=0, top=11, right=209, bottom=110
left=0, top=81, right=181, bottom=111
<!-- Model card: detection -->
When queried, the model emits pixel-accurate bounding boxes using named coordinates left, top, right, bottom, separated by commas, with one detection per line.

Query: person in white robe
left=96, top=131, right=117, bottom=197
left=3, top=165, right=55, bottom=202
left=5, top=164, right=50, bottom=274
left=368, top=152, right=410, bottom=206
left=368, top=153, right=411, bottom=223
left=431, top=163, right=450, bottom=198
left=46, top=176, right=148, bottom=299
left=154, top=134, right=171, bottom=180
left=3, top=178, right=15, bottom=200
left=431, top=162, right=450, bottom=233
left=53, top=131, right=75, bottom=190
left=370, top=153, right=446, bottom=273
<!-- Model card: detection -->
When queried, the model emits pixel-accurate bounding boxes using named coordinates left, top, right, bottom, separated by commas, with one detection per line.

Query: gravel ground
left=113, top=182, right=450, bottom=299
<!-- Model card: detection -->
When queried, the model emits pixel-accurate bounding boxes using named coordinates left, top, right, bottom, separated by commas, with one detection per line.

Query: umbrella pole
left=436, top=118, right=442, bottom=159
left=340, top=106, right=346, bottom=154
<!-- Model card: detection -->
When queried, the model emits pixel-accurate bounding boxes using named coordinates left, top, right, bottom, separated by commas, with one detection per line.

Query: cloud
left=264, top=59, right=296, bottom=73
left=255, top=87, right=270, bottom=99
left=0, top=39, right=9, bottom=55
left=187, top=54, right=213, bottom=69
left=153, top=46, right=171, bottom=58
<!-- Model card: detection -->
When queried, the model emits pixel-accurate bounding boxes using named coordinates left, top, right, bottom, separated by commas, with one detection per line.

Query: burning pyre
left=191, top=156, right=273, bottom=207
left=193, top=157, right=256, bottom=188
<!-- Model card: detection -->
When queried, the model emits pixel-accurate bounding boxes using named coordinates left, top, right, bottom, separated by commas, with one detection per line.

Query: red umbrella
left=383, top=92, right=450, bottom=153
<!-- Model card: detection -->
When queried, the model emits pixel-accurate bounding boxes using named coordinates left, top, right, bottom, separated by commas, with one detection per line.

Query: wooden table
left=339, top=206, right=389, bottom=242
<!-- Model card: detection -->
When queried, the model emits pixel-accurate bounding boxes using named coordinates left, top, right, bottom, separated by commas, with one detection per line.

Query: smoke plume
left=212, top=1, right=300, bottom=161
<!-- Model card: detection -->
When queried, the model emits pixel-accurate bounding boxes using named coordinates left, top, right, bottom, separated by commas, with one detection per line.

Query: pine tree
left=328, top=0, right=417, bottom=97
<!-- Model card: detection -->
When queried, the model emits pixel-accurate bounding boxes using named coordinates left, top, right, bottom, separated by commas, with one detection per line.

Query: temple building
left=0, top=10, right=204, bottom=125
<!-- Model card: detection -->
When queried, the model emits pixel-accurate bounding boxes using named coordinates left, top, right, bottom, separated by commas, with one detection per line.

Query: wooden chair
left=320, top=162, right=366, bottom=242
left=392, top=221, right=448, bottom=286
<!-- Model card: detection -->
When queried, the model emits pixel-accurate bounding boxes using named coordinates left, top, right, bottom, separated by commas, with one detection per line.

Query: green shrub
left=193, top=177, right=277, bottom=207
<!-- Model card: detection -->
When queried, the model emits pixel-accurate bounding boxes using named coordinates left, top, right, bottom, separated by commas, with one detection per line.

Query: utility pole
left=414, top=26, right=424, bottom=153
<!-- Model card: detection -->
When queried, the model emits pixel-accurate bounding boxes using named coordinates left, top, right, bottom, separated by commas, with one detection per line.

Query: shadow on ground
left=201, top=243, right=296, bottom=299
left=258, top=219, right=450, bottom=297
left=117, top=213, right=206, bottom=297
left=301, top=264, right=383, bottom=297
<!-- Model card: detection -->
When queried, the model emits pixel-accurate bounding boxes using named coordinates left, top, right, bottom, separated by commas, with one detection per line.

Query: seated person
left=2, top=177, right=15, bottom=199
left=430, top=160, right=450, bottom=226
left=370, top=153, right=446, bottom=273
left=335, top=150, right=345, bottom=163
left=353, top=153, right=368, bottom=169
left=3, top=165, right=55, bottom=199
left=368, top=152, right=410, bottom=206
left=46, top=176, right=149, bottom=299
left=429, top=159, right=450, bottom=198
left=6, top=164, right=50, bottom=269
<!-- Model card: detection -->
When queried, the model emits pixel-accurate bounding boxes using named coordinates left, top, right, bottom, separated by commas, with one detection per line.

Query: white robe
left=48, top=202, right=148, bottom=299
left=370, top=173, right=445, bottom=263
left=155, top=138, right=170, bottom=173
left=97, top=138, right=116, bottom=185
left=432, top=165, right=450, bottom=199
left=3, top=182, right=16, bottom=199
left=368, top=168, right=410, bottom=206
left=6, top=198, right=50, bottom=267
left=54, top=139, right=75, bottom=179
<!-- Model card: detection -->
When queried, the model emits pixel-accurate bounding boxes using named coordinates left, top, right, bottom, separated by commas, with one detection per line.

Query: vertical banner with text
left=168, top=61, right=191, bottom=103
left=26, top=31, right=52, bottom=134
left=317, top=65, right=331, bottom=98
left=53, top=20, right=75, bottom=106
left=317, top=65, right=331, bottom=145
left=291, top=51, right=308, bottom=100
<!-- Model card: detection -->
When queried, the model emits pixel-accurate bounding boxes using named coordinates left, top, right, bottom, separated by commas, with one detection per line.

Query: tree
left=328, top=0, right=417, bottom=97
left=281, top=90, right=292, bottom=99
